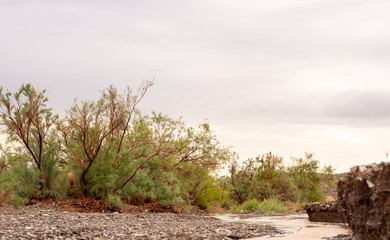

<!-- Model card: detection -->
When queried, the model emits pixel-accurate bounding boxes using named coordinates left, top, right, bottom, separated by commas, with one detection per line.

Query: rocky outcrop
left=337, top=162, right=390, bottom=240
left=304, top=201, right=345, bottom=223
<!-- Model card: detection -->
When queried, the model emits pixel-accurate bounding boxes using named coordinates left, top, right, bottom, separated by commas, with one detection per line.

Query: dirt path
left=0, top=205, right=281, bottom=239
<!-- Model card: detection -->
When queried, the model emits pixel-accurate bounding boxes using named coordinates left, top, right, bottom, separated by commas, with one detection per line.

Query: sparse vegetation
left=230, top=198, right=291, bottom=214
left=228, top=152, right=331, bottom=207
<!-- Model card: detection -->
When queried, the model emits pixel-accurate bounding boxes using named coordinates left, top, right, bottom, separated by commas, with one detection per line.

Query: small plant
left=230, top=199, right=261, bottom=214
left=183, top=206, right=193, bottom=214
left=230, top=198, right=291, bottom=214
left=256, top=198, right=291, bottom=214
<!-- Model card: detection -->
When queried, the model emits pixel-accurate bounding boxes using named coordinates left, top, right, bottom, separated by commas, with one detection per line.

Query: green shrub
left=230, top=198, right=291, bottom=214
left=0, top=146, right=12, bottom=205
left=10, top=160, right=40, bottom=202
left=107, top=193, right=125, bottom=211
left=229, top=152, right=328, bottom=205
left=230, top=199, right=261, bottom=214
left=287, top=153, right=325, bottom=202
left=183, top=205, right=193, bottom=214
left=256, top=198, right=291, bottom=213
left=7, top=194, right=29, bottom=208
left=0, top=84, right=63, bottom=203
left=191, top=175, right=231, bottom=209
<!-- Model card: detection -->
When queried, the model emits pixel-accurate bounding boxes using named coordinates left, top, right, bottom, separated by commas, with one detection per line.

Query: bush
left=256, top=198, right=291, bottom=214
left=229, top=152, right=329, bottom=205
left=192, top=175, right=231, bottom=209
left=0, top=84, right=63, bottom=204
left=230, top=198, right=291, bottom=214
left=230, top=199, right=261, bottom=214
left=0, top=146, right=11, bottom=205
left=287, top=153, right=325, bottom=203
left=0, top=83, right=333, bottom=209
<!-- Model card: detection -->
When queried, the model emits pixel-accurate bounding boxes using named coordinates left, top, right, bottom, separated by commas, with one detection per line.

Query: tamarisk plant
left=0, top=84, right=61, bottom=203
left=58, top=81, right=154, bottom=200
left=0, top=145, right=12, bottom=205
left=0, top=82, right=235, bottom=208
left=116, top=113, right=233, bottom=205
left=229, top=152, right=329, bottom=205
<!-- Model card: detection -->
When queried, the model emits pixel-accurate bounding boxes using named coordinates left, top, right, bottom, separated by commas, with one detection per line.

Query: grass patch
left=230, top=198, right=292, bottom=214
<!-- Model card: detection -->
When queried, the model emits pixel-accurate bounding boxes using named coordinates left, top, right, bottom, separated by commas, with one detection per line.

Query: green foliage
left=59, top=83, right=154, bottom=200
left=250, top=171, right=301, bottom=202
left=229, top=157, right=257, bottom=204
left=0, top=84, right=62, bottom=204
left=229, top=152, right=286, bottom=203
left=120, top=157, right=183, bottom=205
left=0, top=83, right=333, bottom=211
left=10, top=158, right=40, bottom=201
left=229, top=152, right=329, bottom=206
left=182, top=206, right=193, bottom=214
left=192, top=176, right=230, bottom=209
left=256, top=198, right=291, bottom=214
left=0, top=145, right=12, bottom=205
left=321, top=164, right=336, bottom=189
left=257, top=153, right=283, bottom=180
left=230, top=198, right=291, bottom=214
left=55, top=82, right=232, bottom=207
left=230, top=199, right=261, bottom=213
left=107, top=193, right=125, bottom=211
left=7, top=194, right=29, bottom=208
left=287, top=153, right=325, bottom=202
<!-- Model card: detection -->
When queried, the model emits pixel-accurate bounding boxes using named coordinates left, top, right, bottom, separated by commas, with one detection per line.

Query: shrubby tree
left=0, top=82, right=332, bottom=210
left=58, top=81, right=153, bottom=200
left=251, top=153, right=300, bottom=202
left=0, top=82, right=234, bottom=208
left=229, top=152, right=328, bottom=205
left=321, top=164, right=336, bottom=189
left=0, top=84, right=62, bottom=204
left=229, top=156, right=256, bottom=204
left=229, top=152, right=286, bottom=203
left=287, top=153, right=324, bottom=202
left=56, top=81, right=233, bottom=207
left=114, top=112, right=187, bottom=204
left=173, top=121, right=233, bottom=206
left=0, top=145, right=12, bottom=205
left=117, top=113, right=233, bottom=206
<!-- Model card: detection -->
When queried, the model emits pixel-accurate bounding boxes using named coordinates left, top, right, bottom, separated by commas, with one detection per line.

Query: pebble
left=0, top=205, right=279, bottom=239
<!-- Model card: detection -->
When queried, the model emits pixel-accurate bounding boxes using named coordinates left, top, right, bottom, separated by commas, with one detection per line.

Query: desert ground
left=0, top=202, right=353, bottom=240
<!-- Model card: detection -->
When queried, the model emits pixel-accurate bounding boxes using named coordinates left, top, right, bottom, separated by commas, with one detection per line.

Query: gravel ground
left=0, top=205, right=281, bottom=239
left=328, top=235, right=352, bottom=240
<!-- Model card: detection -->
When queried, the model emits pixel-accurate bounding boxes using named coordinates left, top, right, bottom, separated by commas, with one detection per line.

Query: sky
left=1, top=0, right=390, bottom=173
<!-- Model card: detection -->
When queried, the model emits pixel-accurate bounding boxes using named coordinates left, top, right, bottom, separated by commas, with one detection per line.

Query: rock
left=338, top=162, right=390, bottom=240
left=304, top=201, right=345, bottom=223
left=0, top=205, right=280, bottom=239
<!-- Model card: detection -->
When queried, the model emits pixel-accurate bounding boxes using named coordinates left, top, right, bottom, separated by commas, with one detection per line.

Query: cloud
left=325, top=91, right=390, bottom=120
left=2, top=0, right=390, bottom=173
left=1, top=0, right=390, bottom=125
left=228, top=90, right=390, bottom=126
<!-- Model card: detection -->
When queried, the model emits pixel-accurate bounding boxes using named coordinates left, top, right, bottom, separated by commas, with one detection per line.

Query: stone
left=304, top=201, right=345, bottom=223
left=0, top=204, right=280, bottom=239
left=338, top=161, right=390, bottom=240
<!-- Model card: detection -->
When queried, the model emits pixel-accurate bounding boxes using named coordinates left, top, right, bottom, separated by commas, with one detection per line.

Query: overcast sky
left=1, top=0, right=390, bottom=172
